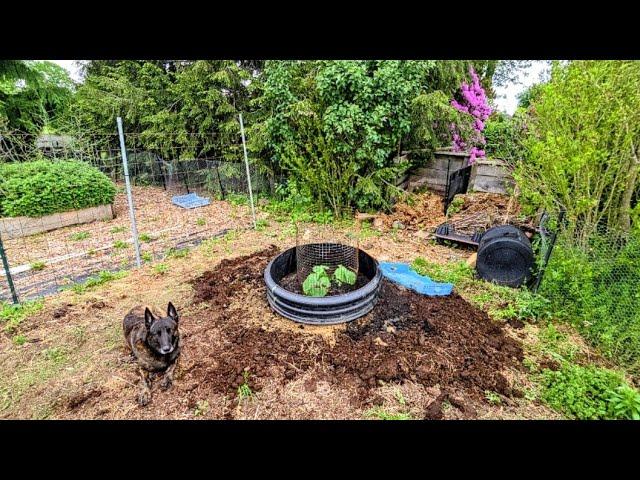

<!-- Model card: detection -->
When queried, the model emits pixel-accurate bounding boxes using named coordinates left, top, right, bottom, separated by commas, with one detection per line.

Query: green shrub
left=540, top=363, right=638, bottom=420
left=0, top=160, right=116, bottom=218
left=541, top=234, right=640, bottom=379
left=608, top=384, right=640, bottom=420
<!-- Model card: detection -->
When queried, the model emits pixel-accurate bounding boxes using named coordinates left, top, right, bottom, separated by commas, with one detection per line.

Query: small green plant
left=255, top=219, right=268, bottom=231
left=43, top=347, right=66, bottom=364
left=365, top=407, right=412, bottom=420
left=485, top=391, right=502, bottom=405
left=71, top=325, right=86, bottom=344
left=302, top=265, right=331, bottom=297
left=223, top=229, right=238, bottom=242
left=141, top=251, right=153, bottom=263
left=237, top=371, right=253, bottom=400
left=12, top=334, right=27, bottom=346
left=393, top=389, right=407, bottom=406
left=30, top=261, right=46, bottom=271
left=227, top=193, right=249, bottom=206
left=165, top=247, right=190, bottom=259
left=196, top=218, right=206, bottom=226
left=113, top=240, right=128, bottom=249
left=138, top=233, right=152, bottom=242
left=71, top=270, right=127, bottom=294
left=87, top=248, right=97, bottom=256
left=70, top=231, right=90, bottom=241
left=608, top=384, right=640, bottom=420
left=110, top=226, right=126, bottom=234
left=1, top=300, right=44, bottom=333
left=446, top=196, right=465, bottom=217
left=540, top=363, right=633, bottom=420
left=193, top=400, right=210, bottom=417
left=154, top=263, right=169, bottom=275
left=333, top=264, right=356, bottom=286
left=358, top=222, right=381, bottom=240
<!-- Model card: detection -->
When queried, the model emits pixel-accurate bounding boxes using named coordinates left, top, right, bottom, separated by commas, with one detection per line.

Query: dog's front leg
left=137, top=367, right=152, bottom=406
left=160, top=361, right=177, bottom=391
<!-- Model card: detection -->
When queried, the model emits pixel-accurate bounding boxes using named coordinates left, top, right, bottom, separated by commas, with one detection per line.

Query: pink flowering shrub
left=450, top=67, right=492, bottom=164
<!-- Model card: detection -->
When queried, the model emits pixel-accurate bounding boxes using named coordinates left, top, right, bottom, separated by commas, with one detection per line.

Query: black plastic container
left=476, top=225, right=534, bottom=287
left=264, top=245, right=383, bottom=325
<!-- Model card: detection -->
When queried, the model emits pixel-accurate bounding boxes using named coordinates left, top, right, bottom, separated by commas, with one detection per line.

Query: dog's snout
left=161, top=346, right=173, bottom=354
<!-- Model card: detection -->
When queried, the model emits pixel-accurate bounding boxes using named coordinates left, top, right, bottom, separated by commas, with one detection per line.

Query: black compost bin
left=476, top=225, right=534, bottom=287
left=264, top=245, right=382, bottom=325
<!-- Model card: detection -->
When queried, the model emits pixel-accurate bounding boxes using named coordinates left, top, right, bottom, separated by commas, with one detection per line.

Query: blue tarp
left=379, top=262, right=453, bottom=296
left=171, top=192, right=211, bottom=209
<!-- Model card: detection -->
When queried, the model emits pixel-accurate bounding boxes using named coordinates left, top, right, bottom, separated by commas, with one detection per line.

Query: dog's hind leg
left=137, top=367, right=152, bottom=406
left=160, top=361, right=177, bottom=391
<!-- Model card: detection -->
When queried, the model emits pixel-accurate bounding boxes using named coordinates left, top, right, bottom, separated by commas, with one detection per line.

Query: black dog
left=123, top=302, right=181, bottom=406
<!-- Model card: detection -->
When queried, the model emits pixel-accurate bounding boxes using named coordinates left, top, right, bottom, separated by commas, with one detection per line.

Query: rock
left=392, top=220, right=405, bottom=230
left=414, top=230, right=430, bottom=240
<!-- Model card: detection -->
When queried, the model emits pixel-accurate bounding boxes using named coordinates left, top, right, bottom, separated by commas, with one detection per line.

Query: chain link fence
left=0, top=121, right=269, bottom=302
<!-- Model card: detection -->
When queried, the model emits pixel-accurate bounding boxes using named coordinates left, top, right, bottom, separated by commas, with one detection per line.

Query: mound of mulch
left=187, top=246, right=524, bottom=418
left=375, top=191, right=533, bottom=236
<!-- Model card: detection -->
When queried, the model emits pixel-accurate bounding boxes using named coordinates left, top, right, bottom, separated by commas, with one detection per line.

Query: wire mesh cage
left=295, top=215, right=361, bottom=289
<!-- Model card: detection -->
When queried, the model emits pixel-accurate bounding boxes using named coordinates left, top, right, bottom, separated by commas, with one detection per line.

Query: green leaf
left=302, top=271, right=330, bottom=297
left=334, top=264, right=356, bottom=286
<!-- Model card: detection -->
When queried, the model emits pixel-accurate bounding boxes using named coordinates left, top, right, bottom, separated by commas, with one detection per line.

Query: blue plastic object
left=379, top=262, right=453, bottom=296
left=171, top=192, right=211, bottom=209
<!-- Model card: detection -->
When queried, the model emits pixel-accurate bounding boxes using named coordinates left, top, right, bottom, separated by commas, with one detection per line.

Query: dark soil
left=187, top=246, right=524, bottom=416
left=279, top=271, right=370, bottom=296
left=192, top=244, right=279, bottom=305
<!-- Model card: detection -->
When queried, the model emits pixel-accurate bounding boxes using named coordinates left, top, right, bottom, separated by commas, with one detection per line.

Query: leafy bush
left=0, top=160, right=116, bottom=218
left=541, top=363, right=638, bottom=420
left=541, top=233, right=640, bottom=379
left=483, top=110, right=528, bottom=165
left=609, top=384, right=640, bottom=420
left=517, top=61, right=640, bottom=240
left=256, top=61, right=496, bottom=214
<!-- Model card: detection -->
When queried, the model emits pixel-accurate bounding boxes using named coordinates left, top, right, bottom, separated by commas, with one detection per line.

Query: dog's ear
left=167, top=302, right=178, bottom=323
left=144, top=307, right=155, bottom=329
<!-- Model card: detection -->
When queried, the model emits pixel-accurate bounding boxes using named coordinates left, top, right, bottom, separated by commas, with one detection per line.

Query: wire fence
left=0, top=120, right=269, bottom=303
left=538, top=223, right=640, bottom=378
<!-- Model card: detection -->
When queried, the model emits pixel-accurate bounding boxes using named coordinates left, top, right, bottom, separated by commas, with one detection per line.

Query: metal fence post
left=117, top=117, right=142, bottom=267
left=0, top=233, right=19, bottom=304
left=239, top=113, right=257, bottom=229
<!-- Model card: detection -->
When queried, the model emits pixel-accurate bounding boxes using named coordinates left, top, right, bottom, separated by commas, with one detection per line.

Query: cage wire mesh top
left=295, top=220, right=360, bottom=288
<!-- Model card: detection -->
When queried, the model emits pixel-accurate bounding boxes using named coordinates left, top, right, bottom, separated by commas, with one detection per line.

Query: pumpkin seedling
left=302, top=265, right=331, bottom=297
left=334, top=264, right=356, bottom=286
